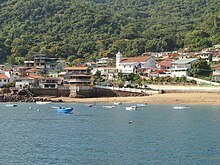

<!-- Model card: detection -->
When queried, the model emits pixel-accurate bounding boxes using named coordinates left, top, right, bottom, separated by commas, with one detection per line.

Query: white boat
left=36, top=101, right=51, bottom=105
left=126, top=106, right=137, bottom=111
left=103, top=105, right=115, bottom=109
left=173, top=106, right=190, bottom=110
left=136, top=103, right=147, bottom=107
left=114, top=102, right=122, bottom=105
left=5, top=104, right=17, bottom=107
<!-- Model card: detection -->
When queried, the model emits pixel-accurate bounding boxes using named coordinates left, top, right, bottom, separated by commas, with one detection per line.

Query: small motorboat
left=126, top=106, right=137, bottom=111
left=56, top=107, right=73, bottom=113
left=5, top=104, right=17, bottom=107
left=36, top=101, right=51, bottom=105
left=173, top=106, right=190, bottom=110
left=114, top=102, right=122, bottom=105
left=103, top=105, right=115, bottom=109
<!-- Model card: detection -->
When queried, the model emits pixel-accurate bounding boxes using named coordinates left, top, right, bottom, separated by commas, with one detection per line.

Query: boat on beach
left=56, top=107, right=73, bottom=113
left=5, top=104, right=17, bottom=107
left=126, top=106, right=137, bottom=111
left=173, top=106, right=190, bottom=110
left=36, top=101, right=51, bottom=105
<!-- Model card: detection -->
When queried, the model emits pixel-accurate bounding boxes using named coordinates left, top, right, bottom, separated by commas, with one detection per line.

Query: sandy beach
left=51, top=93, right=220, bottom=105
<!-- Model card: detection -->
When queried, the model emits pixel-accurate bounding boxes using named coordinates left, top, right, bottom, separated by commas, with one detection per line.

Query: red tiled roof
left=0, top=74, right=9, bottom=79
left=158, top=61, right=172, bottom=67
left=64, top=67, right=88, bottom=70
left=213, top=66, right=220, bottom=70
left=120, top=56, right=151, bottom=63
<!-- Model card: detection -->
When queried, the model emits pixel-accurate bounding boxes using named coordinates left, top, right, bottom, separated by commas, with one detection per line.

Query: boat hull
left=56, top=107, right=73, bottom=113
left=36, top=101, right=51, bottom=105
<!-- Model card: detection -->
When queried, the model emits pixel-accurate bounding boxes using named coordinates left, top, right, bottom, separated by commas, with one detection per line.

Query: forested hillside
left=0, top=0, right=220, bottom=64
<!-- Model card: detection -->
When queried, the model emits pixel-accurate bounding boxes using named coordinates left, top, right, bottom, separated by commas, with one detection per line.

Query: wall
left=31, top=88, right=70, bottom=97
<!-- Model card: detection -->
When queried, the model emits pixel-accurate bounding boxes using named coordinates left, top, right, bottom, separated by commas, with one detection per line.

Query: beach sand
left=50, top=93, right=220, bottom=105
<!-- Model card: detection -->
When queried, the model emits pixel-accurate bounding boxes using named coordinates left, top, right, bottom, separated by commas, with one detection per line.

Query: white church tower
left=116, top=51, right=122, bottom=69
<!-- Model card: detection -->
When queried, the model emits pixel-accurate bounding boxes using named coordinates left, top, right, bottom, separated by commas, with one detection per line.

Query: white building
left=171, top=58, right=198, bottom=77
left=116, top=52, right=157, bottom=74
left=0, top=74, right=9, bottom=87
left=97, top=57, right=112, bottom=65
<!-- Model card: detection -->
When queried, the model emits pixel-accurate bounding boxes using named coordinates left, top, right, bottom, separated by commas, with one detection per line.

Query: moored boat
left=56, top=107, right=73, bottom=113
left=173, top=106, right=190, bottom=110
left=114, top=102, right=122, bottom=105
left=36, top=101, right=51, bottom=105
left=103, top=105, right=115, bottom=109
left=126, top=106, right=137, bottom=111
left=5, top=104, right=17, bottom=107
left=136, top=103, right=147, bottom=107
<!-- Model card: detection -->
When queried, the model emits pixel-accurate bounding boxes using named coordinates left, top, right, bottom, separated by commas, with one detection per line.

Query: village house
left=96, top=57, right=112, bottom=66
left=211, top=66, right=220, bottom=82
left=39, top=77, right=60, bottom=88
left=171, top=58, right=198, bottom=77
left=23, top=54, right=59, bottom=74
left=63, top=66, right=91, bottom=87
left=0, top=69, right=18, bottom=86
left=212, top=54, right=220, bottom=63
left=15, top=75, right=43, bottom=89
left=64, top=66, right=89, bottom=75
left=0, top=74, right=9, bottom=87
left=116, top=52, right=157, bottom=75
left=91, top=66, right=118, bottom=80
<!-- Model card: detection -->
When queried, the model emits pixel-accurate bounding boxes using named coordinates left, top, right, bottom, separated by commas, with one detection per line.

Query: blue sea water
left=0, top=103, right=220, bottom=165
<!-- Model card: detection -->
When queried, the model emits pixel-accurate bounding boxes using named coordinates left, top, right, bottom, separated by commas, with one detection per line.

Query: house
left=66, top=74, right=91, bottom=86
left=64, top=66, right=90, bottom=74
left=0, top=69, right=18, bottom=85
left=63, top=66, right=91, bottom=87
left=15, top=75, right=43, bottom=88
left=39, top=77, right=60, bottom=88
left=157, top=60, right=172, bottom=70
left=116, top=52, right=157, bottom=75
left=211, top=66, right=220, bottom=82
left=96, top=57, right=112, bottom=66
left=24, top=61, right=35, bottom=67
left=0, top=74, right=10, bottom=87
left=171, top=58, right=198, bottom=77
left=212, top=54, right=220, bottom=63
left=15, top=77, right=37, bottom=89
left=91, top=66, right=118, bottom=80
left=23, top=54, right=59, bottom=74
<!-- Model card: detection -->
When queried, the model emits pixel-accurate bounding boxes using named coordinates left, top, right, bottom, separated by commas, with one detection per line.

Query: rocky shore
left=0, top=95, right=64, bottom=103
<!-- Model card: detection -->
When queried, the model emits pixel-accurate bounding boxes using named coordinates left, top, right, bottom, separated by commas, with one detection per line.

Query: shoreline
left=50, top=93, right=220, bottom=105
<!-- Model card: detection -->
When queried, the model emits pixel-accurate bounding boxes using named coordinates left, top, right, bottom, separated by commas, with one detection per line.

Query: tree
left=191, top=59, right=212, bottom=77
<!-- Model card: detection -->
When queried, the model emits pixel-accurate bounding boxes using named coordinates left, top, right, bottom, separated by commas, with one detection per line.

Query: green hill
left=0, top=0, right=220, bottom=64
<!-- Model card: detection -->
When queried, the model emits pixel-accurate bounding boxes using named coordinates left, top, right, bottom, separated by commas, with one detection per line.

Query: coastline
left=50, top=93, right=220, bottom=105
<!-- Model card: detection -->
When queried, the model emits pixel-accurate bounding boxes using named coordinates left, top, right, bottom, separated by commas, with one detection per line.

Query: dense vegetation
left=1, top=0, right=220, bottom=64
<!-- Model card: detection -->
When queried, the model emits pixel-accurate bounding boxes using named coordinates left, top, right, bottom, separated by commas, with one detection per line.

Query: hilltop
left=0, top=0, right=220, bottom=63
